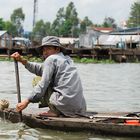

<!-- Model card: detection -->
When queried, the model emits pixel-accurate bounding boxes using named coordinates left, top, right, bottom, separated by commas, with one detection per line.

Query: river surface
left=0, top=62, right=140, bottom=140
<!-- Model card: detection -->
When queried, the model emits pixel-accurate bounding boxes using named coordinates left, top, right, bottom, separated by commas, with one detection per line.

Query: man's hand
left=11, top=52, right=27, bottom=65
left=16, top=99, right=30, bottom=112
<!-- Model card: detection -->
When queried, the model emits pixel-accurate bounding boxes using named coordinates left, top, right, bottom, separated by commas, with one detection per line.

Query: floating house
left=12, top=37, right=31, bottom=48
left=59, top=37, right=79, bottom=48
left=79, top=27, right=114, bottom=48
left=96, top=34, right=140, bottom=49
left=79, top=27, right=140, bottom=49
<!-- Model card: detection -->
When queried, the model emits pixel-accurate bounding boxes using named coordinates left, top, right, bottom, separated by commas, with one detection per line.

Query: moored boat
left=0, top=108, right=140, bottom=137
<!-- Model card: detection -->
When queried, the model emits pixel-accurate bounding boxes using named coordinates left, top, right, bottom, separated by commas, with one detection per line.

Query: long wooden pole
left=14, top=59, right=22, bottom=122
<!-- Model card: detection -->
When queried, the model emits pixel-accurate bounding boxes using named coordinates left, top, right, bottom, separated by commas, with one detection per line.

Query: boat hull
left=0, top=108, right=140, bottom=137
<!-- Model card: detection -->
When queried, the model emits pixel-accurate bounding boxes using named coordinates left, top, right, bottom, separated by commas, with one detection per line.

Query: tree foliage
left=31, top=2, right=94, bottom=39
left=51, top=7, right=65, bottom=36
left=32, top=20, right=51, bottom=42
left=4, top=21, right=17, bottom=36
left=102, top=17, right=117, bottom=29
left=65, top=2, right=78, bottom=25
left=0, top=18, right=5, bottom=30
left=127, top=1, right=140, bottom=27
left=51, top=2, right=79, bottom=37
left=0, top=18, right=17, bottom=36
left=80, top=16, right=93, bottom=33
left=10, top=8, right=25, bottom=36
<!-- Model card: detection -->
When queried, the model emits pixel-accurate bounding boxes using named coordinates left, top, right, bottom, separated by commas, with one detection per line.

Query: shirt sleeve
left=25, top=62, right=43, bottom=76
left=28, top=57, right=55, bottom=103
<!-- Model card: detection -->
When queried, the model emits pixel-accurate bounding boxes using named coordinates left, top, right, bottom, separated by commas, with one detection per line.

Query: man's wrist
left=21, top=59, right=28, bottom=65
left=23, top=99, right=30, bottom=104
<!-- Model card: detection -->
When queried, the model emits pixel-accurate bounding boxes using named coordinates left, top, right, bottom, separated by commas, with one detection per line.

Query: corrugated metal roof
left=59, top=37, right=79, bottom=45
left=13, top=37, right=30, bottom=41
left=111, top=27, right=140, bottom=35
left=0, top=31, right=7, bottom=37
left=97, top=35, right=140, bottom=46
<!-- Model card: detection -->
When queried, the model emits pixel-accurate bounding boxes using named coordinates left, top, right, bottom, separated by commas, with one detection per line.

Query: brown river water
left=0, top=61, right=140, bottom=140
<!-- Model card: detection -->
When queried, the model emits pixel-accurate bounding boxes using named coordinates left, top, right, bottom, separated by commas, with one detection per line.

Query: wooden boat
left=0, top=108, right=140, bottom=137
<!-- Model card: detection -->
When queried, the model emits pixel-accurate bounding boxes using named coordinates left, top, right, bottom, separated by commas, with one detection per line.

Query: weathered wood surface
left=0, top=108, right=140, bottom=137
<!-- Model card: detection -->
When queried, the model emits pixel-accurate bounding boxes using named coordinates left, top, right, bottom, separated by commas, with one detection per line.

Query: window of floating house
left=116, top=41, right=125, bottom=49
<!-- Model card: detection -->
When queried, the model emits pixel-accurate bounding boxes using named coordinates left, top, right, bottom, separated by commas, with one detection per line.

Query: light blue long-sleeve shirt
left=25, top=52, right=86, bottom=116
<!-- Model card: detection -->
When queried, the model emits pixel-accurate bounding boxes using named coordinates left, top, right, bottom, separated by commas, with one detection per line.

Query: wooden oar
left=14, top=59, right=22, bottom=122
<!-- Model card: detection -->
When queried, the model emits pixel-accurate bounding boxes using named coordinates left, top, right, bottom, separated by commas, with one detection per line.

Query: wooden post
left=109, top=47, right=112, bottom=61
left=130, top=36, right=132, bottom=49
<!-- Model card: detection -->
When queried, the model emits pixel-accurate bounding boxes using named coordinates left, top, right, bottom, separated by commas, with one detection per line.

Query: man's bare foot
left=39, top=110, right=58, bottom=117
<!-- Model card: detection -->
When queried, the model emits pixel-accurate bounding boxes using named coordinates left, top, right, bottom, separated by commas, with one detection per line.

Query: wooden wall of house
left=0, top=33, right=12, bottom=48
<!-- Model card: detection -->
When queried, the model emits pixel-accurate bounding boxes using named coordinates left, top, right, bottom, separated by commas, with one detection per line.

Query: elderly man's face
left=43, top=46, right=60, bottom=58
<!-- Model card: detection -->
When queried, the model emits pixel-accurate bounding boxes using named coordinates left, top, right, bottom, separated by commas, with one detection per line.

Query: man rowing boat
left=11, top=36, right=86, bottom=117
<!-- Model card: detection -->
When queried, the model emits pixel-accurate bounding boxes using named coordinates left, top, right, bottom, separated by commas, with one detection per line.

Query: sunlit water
left=0, top=62, right=140, bottom=140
